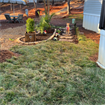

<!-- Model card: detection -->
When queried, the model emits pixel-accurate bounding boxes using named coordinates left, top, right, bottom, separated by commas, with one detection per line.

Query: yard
left=0, top=35, right=105, bottom=104
left=0, top=1, right=104, bottom=105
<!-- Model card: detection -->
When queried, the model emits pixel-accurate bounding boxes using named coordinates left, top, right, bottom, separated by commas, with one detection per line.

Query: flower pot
left=25, top=31, right=36, bottom=42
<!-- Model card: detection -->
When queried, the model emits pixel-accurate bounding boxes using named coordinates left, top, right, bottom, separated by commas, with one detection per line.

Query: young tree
left=43, top=0, right=50, bottom=15
left=47, top=0, right=50, bottom=15
left=33, top=0, right=37, bottom=10
left=52, top=0, right=54, bottom=5
left=67, top=0, right=71, bottom=14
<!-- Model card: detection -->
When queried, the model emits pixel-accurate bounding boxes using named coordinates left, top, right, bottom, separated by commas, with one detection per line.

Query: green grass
left=68, top=14, right=83, bottom=21
left=0, top=35, right=105, bottom=105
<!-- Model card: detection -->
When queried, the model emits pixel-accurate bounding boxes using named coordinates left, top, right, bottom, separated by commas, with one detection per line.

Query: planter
left=25, top=31, right=36, bottom=42
left=97, top=29, right=105, bottom=69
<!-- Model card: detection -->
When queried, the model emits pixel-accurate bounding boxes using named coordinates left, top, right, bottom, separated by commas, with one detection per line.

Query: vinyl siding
left=84, top=0, right=102, bottom=15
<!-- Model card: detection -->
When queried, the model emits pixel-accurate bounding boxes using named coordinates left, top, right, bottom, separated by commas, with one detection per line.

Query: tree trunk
left=10, top=4, right=13, bottom=11
left=43, top=0, right=47, bottom=12
left=52, top=0, right=54, bottom=5
left=20, top=4, right=21, bottom=10
left=67, top=0, right=70, bottom=14
left=47, top=0, right=50, bottom=15
left=33, top=0, right=37, bottom=10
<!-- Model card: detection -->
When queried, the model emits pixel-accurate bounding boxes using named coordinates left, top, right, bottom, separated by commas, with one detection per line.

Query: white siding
left=83, top=0, right=102, bottom=33
left=83, top=13, right=100, bottom=33
left=0, top=0, right=3, bottom=2
left=97, top=30, right=105, bottom=69
left=84, top=0, right=102, bottom=15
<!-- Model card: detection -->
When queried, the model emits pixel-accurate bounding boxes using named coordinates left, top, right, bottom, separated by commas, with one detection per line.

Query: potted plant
left=25, top=18, right=36, bottom=42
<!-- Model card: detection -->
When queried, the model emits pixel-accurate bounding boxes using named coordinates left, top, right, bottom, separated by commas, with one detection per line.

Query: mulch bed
left=0, top=50, right=20, bottom=63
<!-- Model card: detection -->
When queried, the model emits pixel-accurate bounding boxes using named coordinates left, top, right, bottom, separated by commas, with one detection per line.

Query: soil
left=79, top=27, right=100, bottom=44
left=89, top=53, right=98, bottom=62
left=78, top=27, right=100, bottom=62
left=0, top=50, right=20, bottom=63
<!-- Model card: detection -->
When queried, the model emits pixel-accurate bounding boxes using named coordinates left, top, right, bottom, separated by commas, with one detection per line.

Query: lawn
left=69, top=14, right=83, bottom=21
left=0, top=35, right=105, bottom=105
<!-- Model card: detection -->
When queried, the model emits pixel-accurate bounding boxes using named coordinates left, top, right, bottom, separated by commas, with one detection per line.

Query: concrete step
left=62, top=33, right=72, bottom=36
left=60, top=36, right=74, bottom=39
left=59, top=39, right=74, bottom=42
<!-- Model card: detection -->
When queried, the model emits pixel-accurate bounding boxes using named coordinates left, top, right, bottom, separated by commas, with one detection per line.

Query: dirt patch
left=89, top=53, right=98, bottom=62
left=79, top=27, right=100, bottom=44
left=79, top=27, right=99, bottom=62
left=0, top=50, right=20, bottom=63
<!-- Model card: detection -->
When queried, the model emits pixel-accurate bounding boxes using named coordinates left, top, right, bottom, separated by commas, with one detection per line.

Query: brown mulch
left=0, top=50, right=20, bottom=63
left=0, top=22, right=25, bottom=30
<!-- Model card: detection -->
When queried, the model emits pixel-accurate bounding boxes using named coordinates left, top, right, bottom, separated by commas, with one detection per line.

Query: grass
left=68, top=14, right=83, bottom=21
left=69, top=14, right=83, bottom=20
left=0, top=35, right=105, bottom=105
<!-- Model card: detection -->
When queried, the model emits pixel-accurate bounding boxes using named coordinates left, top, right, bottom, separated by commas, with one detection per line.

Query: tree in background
left=33, top=0, right=37, bottom=11
left=52, top=0, right=54, bottom=5
left=43, top=0, right=50, bottom=15
left=67, top=0, right=84, bottom=14
left=67, top=0, right=71, bottom=14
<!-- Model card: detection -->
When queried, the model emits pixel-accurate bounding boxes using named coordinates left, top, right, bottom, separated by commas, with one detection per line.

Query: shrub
left=35, top=13, right=55, bottom=34
left=26, top=18, right=35, bottom=33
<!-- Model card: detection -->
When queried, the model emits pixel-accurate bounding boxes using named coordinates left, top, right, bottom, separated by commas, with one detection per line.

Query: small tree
left=52, top=0, right=54, bottom=5
left=25, top=18, right=36, bottom=42
left=43, top=0, right=50, bottom=15
left=67, top=0, right=71, bottom=14
left=26, top=18, right=35, bottom=33
left=35, top=13, right=55, bottom=34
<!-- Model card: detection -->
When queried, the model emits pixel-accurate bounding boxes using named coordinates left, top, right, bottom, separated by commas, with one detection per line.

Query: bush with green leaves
left=26, top=18, right=35, bottom=33
left=56, top=29, right=61, bottom=34
left=35, top=13, right=55, bottom=34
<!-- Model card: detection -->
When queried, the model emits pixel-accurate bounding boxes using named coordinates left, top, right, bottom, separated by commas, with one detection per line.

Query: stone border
left=16, top=29, right=56, bottom=45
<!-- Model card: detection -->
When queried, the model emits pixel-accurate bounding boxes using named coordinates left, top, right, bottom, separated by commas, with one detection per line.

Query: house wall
left=83, top=0, right=102, bottom=33
left=97, top=29, right=105, bottom=69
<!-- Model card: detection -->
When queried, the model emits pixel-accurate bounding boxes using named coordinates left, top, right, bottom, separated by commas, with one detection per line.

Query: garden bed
left=16, top=29, right=56, bottom=45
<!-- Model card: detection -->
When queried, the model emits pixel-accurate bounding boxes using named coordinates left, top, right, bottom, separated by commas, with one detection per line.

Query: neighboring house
left=83, top=0, right=102, bottom=33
